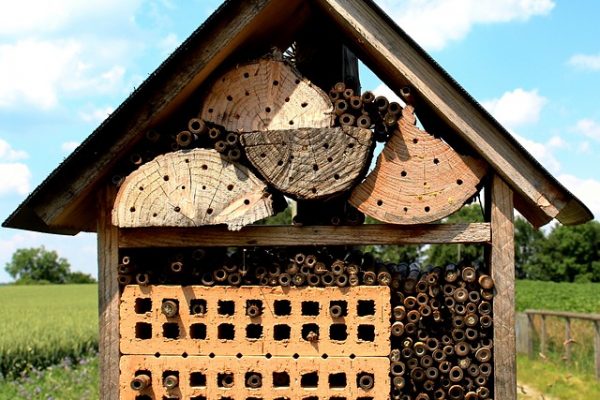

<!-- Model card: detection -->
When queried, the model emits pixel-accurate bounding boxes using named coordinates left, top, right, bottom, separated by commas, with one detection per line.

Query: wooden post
left=594, top=321, right=600, bottom=380
left=527, top=314, right=535, bottom=358
left=97, top=186, right=120, bottom=400
left=541, top=315, right=547, bottom=356
left=565, top=317, right=572, bottom=362
left=487, top=174, right=516, bottom=400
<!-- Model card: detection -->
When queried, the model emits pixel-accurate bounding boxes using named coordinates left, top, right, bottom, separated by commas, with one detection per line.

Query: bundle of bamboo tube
left=329, top=81, right=402, bottom=143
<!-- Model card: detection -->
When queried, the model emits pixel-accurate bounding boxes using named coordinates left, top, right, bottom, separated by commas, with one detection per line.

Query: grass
left=516, top=280, right=600, bottom=313
left=0, top=284, right=98, bottom=378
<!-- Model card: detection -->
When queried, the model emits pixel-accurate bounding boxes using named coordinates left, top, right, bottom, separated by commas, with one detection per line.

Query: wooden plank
left=525, top=309, right=600, bottom=322
left=118, top=223, right=490, bottom=248
left=565, top=318, right=572, bottom=362
left=30, top=0, right=307, bottom=229
left=594, top=321, right=600, bottom=381
left=488, top=175, right=516, bottom=400
left=97, top=186, right=120, bottom=400
left=541, top=315, right=548, bottom=355
left=314, top=0, right=593, bottom=226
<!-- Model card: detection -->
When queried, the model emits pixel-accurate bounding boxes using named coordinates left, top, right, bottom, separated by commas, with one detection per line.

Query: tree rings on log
left=241, top=126, right=373, bottom=200
left=350, top=106, right=488, bottom=224
left=199, top=59, right=333, bottom=132
left=112, top=149, right=277, bottom=231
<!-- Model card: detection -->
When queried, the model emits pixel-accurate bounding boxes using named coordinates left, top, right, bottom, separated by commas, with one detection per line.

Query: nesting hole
left=425, top=206, right=431, bottom=213
left=174, top=206, right=181, bottom=213
left=277, top=160, right=284, bottom=166
left=302, top=301, right=320, bottom=316
left=300, top=372, right=319, bottom=388
left=329, top=373, right=347, bottom=388
left=457, top=179, right=464, bottom=185
left=434, top=158, right=439, bottom=164
left=301, top=102, right=308, bottom=108
left=401, top=170, right=407, bottom=177
left=273, top=324, right=291, bottom=340
left=190, top=299, right=207, bottom=315
left=330, top=301, right=348, bottom=316
left=244, top=199, right=251, bottom=205
left=243, top=72, right=249, bottom=78
left=135, top=323, right=152, bottom=339
left=273, top=80, right=279, bottom=86
left=206, top=208, right=213, bottom=215
left=217, top=373, right=234, bottom=388
left=227, top=95, right=233, bottom=101
left=301, top=324, right=319, bottom=341
left=135, top=298, right=152, bottom=314
left=245, top=372, right=263, bottom=388
left=334, top=173, right=340, bottom=180
left=357, top=325, right=375, bottom=342
left=162, top=323, right=180, bottom=339
left=135, top=396, right=151, bottom=400
left=246, top=324, right=263, bottom=339
left=265, top=107, right=271, bottom=113
left=329, top=324, right=348, bottom=341
left=218, top=323, right=235, bottom=340
left=190, top=323, right=207, bottom=340
left=190, top=372, right=206, bottom=387
left=130, top=207, right=136, bottom=213
left=218, top=300, right=235, bottom=315
left=274, top=300, right=291, bottom=316
left=376, top=200, right=383, bottom=207
left=273, top=372, right=290, bottom=387
left=413, top=138, right=418, bottom=144
left=357, top=300, right=376, bottom=316
left=163, top=175, right=169, bottom=181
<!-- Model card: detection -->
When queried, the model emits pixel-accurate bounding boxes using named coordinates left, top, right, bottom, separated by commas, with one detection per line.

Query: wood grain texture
left=488, top=175, right=516, bottom=400
left=314, top=0, right=593, bottom=226
left=112, top=149, right=276, bottom=231
left=241, top=126, right=373, bottom=199
left=118, top=223, right=491, bottom=248
left=199, top=59, right=333, bottom=132
left=350, top=105, right=487, bottom=224
left=97, top=186, right=120, bottom=400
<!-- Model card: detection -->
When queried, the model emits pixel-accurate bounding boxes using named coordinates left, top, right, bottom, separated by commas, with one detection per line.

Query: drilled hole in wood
left=301, top=301, right=320, bottom=316
left=434, top=158, right=440, bottom=164
left=334, top=173, right=340, bottom=180
left=295, top=79, right=301, bottom=84
left=163, top=175, right=169, bottom=181
left=265, top=353, right=272, bottom=359
left=425, top=206, right=431, bottom=212
left=227, top=184, right=234, bottom=191
left=227, top=95, right=233, bottom=101
left=243, top=72, right=249, bottom=78
left=330, top=324, right=348, bottom=341
left=206, top=208, right=213, bottom=215
left=457, top=179, right=464, bottom=185
left=300, top=372, right=319, bottom=388
left=312, top=164, right=319, bottom=171
left=181, top=185, right=186, bottom=190
left=273, top=324, right=291, bottom=340
left=163, top=323, right=180, bottom=339
left=130, top=207, right=136, bottom=213
left=152, top=213, right=158, bottom=217
left=311, top=188, right=317, bottom=194
left=401, top=170, right=407, bottom=177
left=190, top=372, right=206, bottom=387
left=201, top=164, right=208, bottom=170
left=327, top=156, right=333, bottom=162
left=273, top=80, right=279, bottom=86
left=138, top=186, right=144, bottom=191
left=208, top=108, right=213, bottom=113
left=273, top=372, right=290, bottom=387
left=260, top=153, right=266, bottom=158
left=413, top=138, right=419, bottom=144
left=202, top=186, right=206, bottom=190
left=348, top=142, right=355, bottom=149
left=265, top=107, right=271, bottom=113
left=289, top=120, right=294, bottom=125
left=404, top=207, right=408, bottom=212
left=285, top=97, right=290, bottom=102
left=277, top=160, right=284, bottom=166
left=174, top=206, right=181, bottom=213
left=244, top=199, right=250, bottom=205
left=135, top=323, right=152, bottom=339
left=301, top=102, right=308, bottom=108
left=135, top=298, right=152, bottom=314
left=377, top=200, right=383, bottom=207
left=218, top=323, right=235, bottom=340
left=329, top=373, right=347, bottom=388
left=246, top=324, right=263, bottom=340
left=274, top=300, right=291, bottom=315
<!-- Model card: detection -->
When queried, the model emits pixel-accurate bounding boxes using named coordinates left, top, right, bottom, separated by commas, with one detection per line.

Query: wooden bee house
left=3, top=1, right=593, bottom=399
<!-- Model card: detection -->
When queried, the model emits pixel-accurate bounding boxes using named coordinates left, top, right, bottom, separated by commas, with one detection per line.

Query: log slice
left=112, top=149, right=277, bottom=231
left=241, top=126, right=373, bottom=200
left=199, top=59, right=333, bottom=132
left=350, top=106, right=488, bottom=224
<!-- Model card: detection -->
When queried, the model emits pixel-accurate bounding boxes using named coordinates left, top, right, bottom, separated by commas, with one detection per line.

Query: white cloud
left=0, top=139, right=28, bottom=161
left=0, top=163, right=31, bottom=196
left=377, top=0, right=555, bottom=50
left=548, top=135, right=567, bottom=149
left=568, top=53, right=600, bottom=71
left=513, top=133, right=560, bottom=174
left=573, top=118, right=600, bottom=141
left=61, top=141, right=80, bottom=153
left=159, top=33, right=180, bottom=56
left=79, top=106, right=115, bottom=123
left=557, top=174, right=600, bottom=220
left=482, top=88, right=547, bottom=130
left=578, top=141, right=591, bottom=154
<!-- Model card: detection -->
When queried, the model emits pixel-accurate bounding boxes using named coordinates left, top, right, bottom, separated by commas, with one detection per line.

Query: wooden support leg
left=98, top=186, right=120, bottom=400
left=487, top=175, right=516, bottom=400
left=594, top=321, right=600, bottom=381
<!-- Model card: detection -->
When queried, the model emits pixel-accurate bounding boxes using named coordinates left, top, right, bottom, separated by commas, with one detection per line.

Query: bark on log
left=199, top=59, right=333, bottom=132
left=350, top=105, right=487, bottom=224
left=241, top=126, right=373, bottom=199
left=112, top=149, right=277, bottom=231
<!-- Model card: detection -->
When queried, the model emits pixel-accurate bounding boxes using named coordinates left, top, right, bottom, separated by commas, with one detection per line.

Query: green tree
left=361, top=216, right=422, bottom=263
left=514, top=217, right=544, bottom=278
left=5, top=246, right=95, bottom=284
left=524, top=221, right=600, bottom=282
left=424, top=204, right=485, bottom=266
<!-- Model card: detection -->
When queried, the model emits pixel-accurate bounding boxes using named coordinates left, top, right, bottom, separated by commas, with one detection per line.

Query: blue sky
left=0, top=0, right=599, bottom=282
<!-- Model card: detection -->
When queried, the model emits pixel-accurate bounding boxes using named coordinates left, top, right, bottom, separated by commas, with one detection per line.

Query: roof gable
left=3, top=0, right=592, bottom=234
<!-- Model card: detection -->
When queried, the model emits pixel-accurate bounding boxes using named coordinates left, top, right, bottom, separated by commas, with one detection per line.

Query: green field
left=1, top=281, right=599, bottom=399
left=0, top=284, right=98, bottom=379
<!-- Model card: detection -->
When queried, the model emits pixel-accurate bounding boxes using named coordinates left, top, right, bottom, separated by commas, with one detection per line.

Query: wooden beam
left=314, top=0, right=592, bottom=225
left=97, top=186, right=120, bottom=400
left=118, top=223, right=491, bottom=248
left=487, top=175, right=516, bottom=400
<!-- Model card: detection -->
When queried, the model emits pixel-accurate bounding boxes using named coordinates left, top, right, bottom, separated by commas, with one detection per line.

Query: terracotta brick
left=120, top=285, right=391, bottom=356
left=120, top=355, right=390, bottom=400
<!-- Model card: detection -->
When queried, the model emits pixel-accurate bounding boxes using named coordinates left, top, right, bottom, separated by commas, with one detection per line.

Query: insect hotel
left=4, top=0, right=592, bottom=399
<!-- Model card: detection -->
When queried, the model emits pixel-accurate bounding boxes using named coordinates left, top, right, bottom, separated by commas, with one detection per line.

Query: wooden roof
left=3, top=0, right=593, bottom=234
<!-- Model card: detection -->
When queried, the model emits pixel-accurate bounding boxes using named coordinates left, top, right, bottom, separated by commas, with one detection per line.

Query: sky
left=0, top=0, right=599, bottom=282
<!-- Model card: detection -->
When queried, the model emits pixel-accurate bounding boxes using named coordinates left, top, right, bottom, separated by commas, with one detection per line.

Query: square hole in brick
left=190, top=323, right=207, bottom=340
left=163, top=323, right=180, bottom=339
left=356, top=372, right=375, bottom=390
left=300, top=372, right=319, bottom=388
left=135, top=396, right=152, bottom=400
left=190, top=397, right=207, bottom=400
left=273, top=371, right=290, bottom=387
left=217, top=373, right=235, bottom=388
left=329, top=373, right=347, bottom=388
left=330, top=398, right=347, bottom=400
left=357, top=300, right=376, bottom=316
left=135, top=298, right=152, bottom=314
left=247, top=398, right=263, bottom=400
left=218, top=300, right=235, bottom=316
left=274, top=398, right=290, bottom=400
left=329, top=300, right=348, bottom=317
left=135, top=322, right=152, bottom=339
left=245, top=372, right=263, bottom=388
left=190, top=299, right=207, bottom=315
left=218, top=323, right=235, bottom=340
left=357, top=398, right=374, bottom=400
left=246, top=324, right=263, bottom=340
left=357, top=325, right=375, bottom=342
left=220, top=397, right=233, bottom=400
left=162, top=370, right=179, bottom=388
left=329, top=324, right=348, bottom=341
left=274, top=324, right=291, bottom=340
left=246, top=300, right=263, bottom=317
left=274, top=300, right=291, bottom=316
left=302, top=323, right=320, bottom=341
left=301, top=301, right=320, bottom=316
left=190, top=372, right=206, bottom=387
left=161, top=298, right=179, bottom=318
left=302, top=397, right=318, bottom=400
